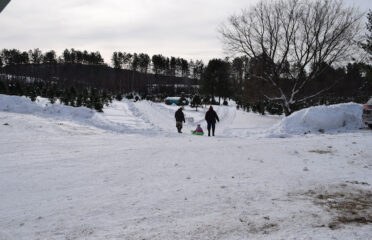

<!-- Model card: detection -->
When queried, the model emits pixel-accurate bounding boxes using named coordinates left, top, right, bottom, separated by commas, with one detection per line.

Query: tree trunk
left=281, top=102, right=292, bottom=116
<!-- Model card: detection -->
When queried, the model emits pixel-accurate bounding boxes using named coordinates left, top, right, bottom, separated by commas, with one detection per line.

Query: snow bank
left=269, top=103, right=363, bottom=136
left=0, top=94, right=152, bottom=134
left=0, top=95, right=94, bottom=120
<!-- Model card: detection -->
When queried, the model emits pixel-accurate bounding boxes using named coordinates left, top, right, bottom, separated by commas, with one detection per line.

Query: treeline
left=1, top=48, right=371, bottom=115
left=0, top=48, right=204, bottom=79
left=0, top=48, right=105, bottom=66
left=0, top=78, right=113, bottom=112
left=198, top=57, right=372, bottom=115
left=0, top=48, right=201, bottom=111
left=111, top=52, right=204, bottom=79
left=197, top=9, right=372, bottom=115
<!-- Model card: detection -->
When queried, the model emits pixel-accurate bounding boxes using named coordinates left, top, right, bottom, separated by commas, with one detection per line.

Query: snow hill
left=0, top=94, right=371, bottom=240
left=0, top=94, right=365, bottom=137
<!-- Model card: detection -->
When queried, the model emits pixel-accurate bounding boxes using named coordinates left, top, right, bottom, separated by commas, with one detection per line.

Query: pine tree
left=69, top=86, right=77, bottom=106
left=47, top=86, right=57, bottom=104
left=191, top=95, right=201, bottom=111
left=115, top=93, right=123, bottom=101
left=14, top=81, right=24, bottom=96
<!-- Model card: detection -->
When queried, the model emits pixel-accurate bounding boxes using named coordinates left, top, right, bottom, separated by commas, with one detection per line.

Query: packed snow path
left=0, top=95, right=371, bottom=239
left=104, top=99, right=281, bottom=137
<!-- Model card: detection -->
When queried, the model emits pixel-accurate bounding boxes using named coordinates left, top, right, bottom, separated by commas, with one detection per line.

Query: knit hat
left=209, top=106, right=213, bottom=110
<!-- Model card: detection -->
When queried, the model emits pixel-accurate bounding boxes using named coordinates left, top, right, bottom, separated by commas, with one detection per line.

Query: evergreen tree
left=27, top=85, right=37, bottom=102
left=43, top=50, right=57, bottom=64
left=170, top=57, right=177, bottom=76
left=191, top=95, right=202, bottom=111
left=138, top=53, right=150, bottom=73
left=60, top=88, right=71, bottom=105
left=112, top=52, right=122, bottom=69
left=121, top=52, right=132, bottom=69
left=47, top=85, right=57, bottom=104
left=201, top=59, right=231, bottom=104
left=63, top=49, right=72, bottom=63
left=69, top=86, right=77, bottom=106
left=152, top=54, right=165, bottom=74
left=90, top=88, right=103, bottom=112
left=131, top=53, right=139, bottom=71
left=115, top=93, right=123, bottom=101
left=29, top=48, right=43, bottom=64
left=14, top=81, right=24, bottom=96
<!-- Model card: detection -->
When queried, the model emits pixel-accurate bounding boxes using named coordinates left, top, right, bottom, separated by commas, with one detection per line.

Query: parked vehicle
left=165, top=97, right=189, bottom=106
left=362, top=97, right=372, bottom=129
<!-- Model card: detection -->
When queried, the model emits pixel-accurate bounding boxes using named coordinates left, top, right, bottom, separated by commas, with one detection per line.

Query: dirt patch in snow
left=304, top=183, right=372, bottom=229
left=248, top=222, right=279, bottom=234
left=308, top=149, right=333, bottom=154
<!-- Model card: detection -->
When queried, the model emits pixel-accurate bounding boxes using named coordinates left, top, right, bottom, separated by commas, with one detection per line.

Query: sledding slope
left=0, top=94, right=372, bottom=240
left=0, top=94, right=365, bottom=138
left=0, top=94, right=282, bottom=136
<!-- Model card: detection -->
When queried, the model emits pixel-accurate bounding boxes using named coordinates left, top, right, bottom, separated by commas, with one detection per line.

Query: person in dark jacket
left=205, top=106, right=219, bottom=136
left=175, top=107, right=185, bottom=133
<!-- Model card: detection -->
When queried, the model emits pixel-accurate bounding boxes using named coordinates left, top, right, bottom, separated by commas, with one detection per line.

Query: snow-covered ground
left=0, top=95, right=371, bottom=240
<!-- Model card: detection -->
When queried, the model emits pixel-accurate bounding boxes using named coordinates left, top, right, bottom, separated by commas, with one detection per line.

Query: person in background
left=175, top=107, right=185, bottom=133
left=205, top=106, right=219, bottom=136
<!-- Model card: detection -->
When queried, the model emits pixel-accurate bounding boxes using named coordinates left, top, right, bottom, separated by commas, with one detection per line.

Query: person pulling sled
left=205, top=106, right=219, bottom=136
left=175, top=107, right=185, bottom=133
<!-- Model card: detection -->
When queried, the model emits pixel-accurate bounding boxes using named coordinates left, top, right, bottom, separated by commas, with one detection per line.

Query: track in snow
left=101, top=100, right=281, bottom=137
left=0, top=94, right=282, bottom=137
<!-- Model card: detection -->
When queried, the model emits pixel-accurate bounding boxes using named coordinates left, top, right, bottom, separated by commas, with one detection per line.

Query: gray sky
left=0, top=0, right=371, bottom=64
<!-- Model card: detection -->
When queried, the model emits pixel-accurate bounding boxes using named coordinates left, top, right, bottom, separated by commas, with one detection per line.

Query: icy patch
left=268, top=103, right=363, bottom=136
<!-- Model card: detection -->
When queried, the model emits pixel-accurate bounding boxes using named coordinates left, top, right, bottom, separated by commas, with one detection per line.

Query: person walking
left=205, top=106, right=219, bottom=136
left=175, top=107, right=185, bottom=133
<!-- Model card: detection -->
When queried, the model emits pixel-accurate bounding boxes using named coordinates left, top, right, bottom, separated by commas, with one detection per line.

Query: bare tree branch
left=219, top=0, right=363, bottom=115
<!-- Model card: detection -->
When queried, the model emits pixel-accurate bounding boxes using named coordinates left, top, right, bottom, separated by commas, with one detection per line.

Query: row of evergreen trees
left=0, top=48, right=105, bottom=66
left=198, top=57, right=372, bottom=115
left=111, top=52, right=204, bottom=78
left=0, top=78, right=117, bottom=112
left=0, top=48, right=205, bottom=80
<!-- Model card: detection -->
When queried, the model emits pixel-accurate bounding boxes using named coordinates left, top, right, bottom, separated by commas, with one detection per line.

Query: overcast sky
left=0, top=0, right=371, bottom=64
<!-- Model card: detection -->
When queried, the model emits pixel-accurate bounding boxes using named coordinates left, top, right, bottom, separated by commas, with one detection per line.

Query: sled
left=191, top=130, right=204, bottom=136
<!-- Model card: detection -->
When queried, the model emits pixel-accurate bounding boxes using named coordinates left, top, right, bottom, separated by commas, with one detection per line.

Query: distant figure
left=175, top=107, right=185, bottom=133
left=192, top=124, right=204, bottom=135
left=205, top=106, right=219, bottom=136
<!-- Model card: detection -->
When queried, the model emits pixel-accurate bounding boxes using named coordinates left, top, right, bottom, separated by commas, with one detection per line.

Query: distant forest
left=0, top=47, right=371, bottom=114
left=0, top=48, right=202, bottom=111
left=0, top=48, right=201, bottom=94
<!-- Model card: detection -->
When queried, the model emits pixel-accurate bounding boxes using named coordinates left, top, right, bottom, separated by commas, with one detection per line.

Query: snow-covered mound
left=0, top=94, right=94, bottom=119
left=0, top=94, right=155, bottom=134
left=270, top=103, right=363, bottom=136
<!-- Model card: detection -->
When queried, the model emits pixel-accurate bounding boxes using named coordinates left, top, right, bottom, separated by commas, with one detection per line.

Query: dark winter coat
left=205, top=109, right=219, bottom=123
left=175, top=109, right=185, bottom=122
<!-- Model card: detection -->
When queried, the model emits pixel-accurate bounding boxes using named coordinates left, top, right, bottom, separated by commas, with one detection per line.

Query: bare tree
left=220, top=0, right=363, bottom=115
